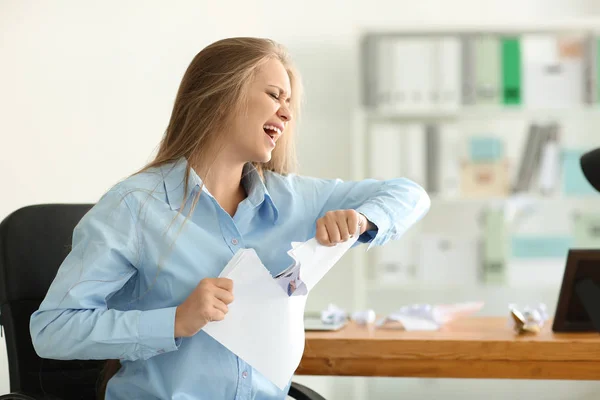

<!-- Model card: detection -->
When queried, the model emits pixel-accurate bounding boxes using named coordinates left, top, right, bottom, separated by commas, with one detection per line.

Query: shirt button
left=231, top=238, right=238, bottom=245
left=242, top=371, right=248, bottom=379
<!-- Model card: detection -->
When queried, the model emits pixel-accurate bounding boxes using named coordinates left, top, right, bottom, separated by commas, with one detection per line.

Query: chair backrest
left=0, top=203, right=104, bottom=399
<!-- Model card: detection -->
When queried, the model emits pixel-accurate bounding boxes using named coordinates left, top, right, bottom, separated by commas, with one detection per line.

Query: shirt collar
left=161, top=158, right=279, bottom=221
left=242, top=162, right=279, bottom=221
left=161, top=158, right=200, bottom=211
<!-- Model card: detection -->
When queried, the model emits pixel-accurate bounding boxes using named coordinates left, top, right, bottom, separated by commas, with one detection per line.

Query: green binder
left=501, top=37, right=521, bottom=105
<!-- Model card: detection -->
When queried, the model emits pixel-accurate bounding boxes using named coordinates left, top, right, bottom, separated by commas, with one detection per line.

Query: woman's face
left=228, top=58, right=292, bottom=164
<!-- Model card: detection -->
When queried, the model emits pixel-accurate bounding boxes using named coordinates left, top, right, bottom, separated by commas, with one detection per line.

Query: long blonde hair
left=142, top=37, right=302, bottom=194
left=97, top=37, right=303, bottom=399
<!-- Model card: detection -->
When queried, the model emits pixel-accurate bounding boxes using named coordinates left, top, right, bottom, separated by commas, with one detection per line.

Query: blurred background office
left=2, top=0, right=600, bottom=399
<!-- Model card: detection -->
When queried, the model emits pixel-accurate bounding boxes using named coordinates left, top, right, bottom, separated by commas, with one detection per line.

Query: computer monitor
left=552, top=249, right=600, bottom=333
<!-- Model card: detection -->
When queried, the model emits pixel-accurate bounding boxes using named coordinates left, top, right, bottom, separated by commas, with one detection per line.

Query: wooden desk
left=296, top=317, right=600, bottom=380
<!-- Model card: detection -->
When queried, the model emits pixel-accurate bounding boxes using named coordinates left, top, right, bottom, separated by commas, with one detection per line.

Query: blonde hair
left=98, top=37, right=303, bottom=399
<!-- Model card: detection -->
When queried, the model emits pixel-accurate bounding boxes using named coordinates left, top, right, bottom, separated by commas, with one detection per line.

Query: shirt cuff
left=356, top=203, right=391, bottom=250
left=138, top=306, right=182, bottom=359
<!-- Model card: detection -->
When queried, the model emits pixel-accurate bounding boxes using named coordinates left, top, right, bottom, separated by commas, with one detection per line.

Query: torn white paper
left=202, top=235, right=358, bottom=390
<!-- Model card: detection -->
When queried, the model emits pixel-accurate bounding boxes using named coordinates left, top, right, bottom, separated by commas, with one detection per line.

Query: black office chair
left=0, top=204, right=325, bottom=400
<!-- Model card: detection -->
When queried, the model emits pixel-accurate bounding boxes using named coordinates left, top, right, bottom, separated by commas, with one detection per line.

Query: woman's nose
left=277, top=104, right=292, bottom=122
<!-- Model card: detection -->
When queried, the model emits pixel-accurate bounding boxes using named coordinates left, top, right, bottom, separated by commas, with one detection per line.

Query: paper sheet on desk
left=202, top=236, right=358, bottom=390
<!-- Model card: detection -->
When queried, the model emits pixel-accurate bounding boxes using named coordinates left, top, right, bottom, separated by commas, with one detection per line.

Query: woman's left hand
left=315, top=209, right=371, bottom=246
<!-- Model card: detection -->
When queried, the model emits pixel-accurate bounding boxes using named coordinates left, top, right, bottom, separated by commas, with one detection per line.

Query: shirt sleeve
left=29, top=187, right=181, bottom=362
left=292, top=175, right=431, bottom=249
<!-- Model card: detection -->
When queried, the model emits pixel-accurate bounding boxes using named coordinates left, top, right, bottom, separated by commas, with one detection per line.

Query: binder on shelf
left=425, top=124, right=440, bottom=193
left=461, top=35, right=476, bottom=105
left=367, top=122, right=428, bottom=190
left=521, top=34, right=585, bottom=108
left=376, top=36, right=395, bottom=110
left=418, top=37, right=438, bottom=111
left=437, top=124, right=462, bottom=197
left=367, top=122, right=403, bottom=181
left=391, top=37, right=438, bottom=112
left=437, top=36, right=462, bottom=110
left=501, top=37, right=522, bottom=105
left=362, top=35, right=380, bottom=108
left=401, top=123, right=428, bottom=189
left=474, top=35, right=501, bottom=105
left=390, top=38, right=409, bottom=111
left=423, top=123, right=462, bottom=197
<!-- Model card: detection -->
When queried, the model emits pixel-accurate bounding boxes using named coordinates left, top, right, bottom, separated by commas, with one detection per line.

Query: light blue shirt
left=30, top=158, right=430, bottom=400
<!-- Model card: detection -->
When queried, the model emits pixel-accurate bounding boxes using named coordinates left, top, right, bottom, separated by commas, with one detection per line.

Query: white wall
left=2, top=1, right=600, bottom=398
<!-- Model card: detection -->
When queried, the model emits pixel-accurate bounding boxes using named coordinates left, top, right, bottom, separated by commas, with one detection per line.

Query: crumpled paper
left=376, top=302, right=485, bottom=331
left=508, top=303, right=548, bottom=334
left=320, top=304, right=347, bottom=325
left=320, top=304, right=376, bottom=325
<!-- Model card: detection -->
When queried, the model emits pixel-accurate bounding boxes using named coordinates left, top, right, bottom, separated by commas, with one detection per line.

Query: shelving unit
left=315, top=19, right=600, bottom=400
left=348, top=22, right=600, bottom=318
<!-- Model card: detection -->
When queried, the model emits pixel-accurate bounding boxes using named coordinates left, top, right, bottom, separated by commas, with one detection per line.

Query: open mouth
left=263, top=125, right=282, bottom=143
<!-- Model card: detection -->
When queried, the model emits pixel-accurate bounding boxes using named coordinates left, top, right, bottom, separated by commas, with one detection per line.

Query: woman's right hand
left=174, top=278, right=234, bottom=338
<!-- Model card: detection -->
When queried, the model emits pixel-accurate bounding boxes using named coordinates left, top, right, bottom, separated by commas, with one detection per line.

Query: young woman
left=30, top=37, right=430, bottom=400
